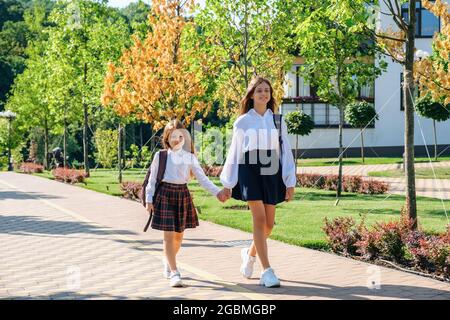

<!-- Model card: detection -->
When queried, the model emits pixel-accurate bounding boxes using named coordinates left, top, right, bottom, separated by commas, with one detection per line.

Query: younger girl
left=145, top=119, right=228, bottom=287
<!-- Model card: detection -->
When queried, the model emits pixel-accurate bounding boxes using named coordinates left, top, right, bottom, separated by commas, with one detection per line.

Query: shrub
left=94, top=129, right=118, bottom=168
left=323, top=213, right=448, bottom=277
left=52, top=168, right=86, bottom=184
left=343, top=175, right=363, bottom=193
left=406, top=227, right=450, bottom=277
left=120, top=181, right=143, bottom=201
left=19, top=162, right=44, bottom=174
left=322, top=217, right=365, bottom=256
left=356, top=212, right=414, bottom=262
left=296, top=173, right=388, bottom=194
left=360, top=180, right=389, bottom=194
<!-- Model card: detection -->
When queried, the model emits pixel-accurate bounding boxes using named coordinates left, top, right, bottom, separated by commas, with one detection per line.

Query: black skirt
left=231, top=149, right=286, bottom=205
left=152, top=182, right=198, bottom=233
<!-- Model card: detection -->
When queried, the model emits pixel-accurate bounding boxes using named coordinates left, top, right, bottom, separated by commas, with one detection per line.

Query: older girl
left=220, top=77, right=296, bottom=288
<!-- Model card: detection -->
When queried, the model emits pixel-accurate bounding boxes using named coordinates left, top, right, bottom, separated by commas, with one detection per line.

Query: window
left=400, top=72, right=419, bottom=111
left=401, top=1, right=440, bottom=38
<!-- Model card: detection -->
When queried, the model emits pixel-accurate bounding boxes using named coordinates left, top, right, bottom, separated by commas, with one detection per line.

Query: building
left=280, top=1, right=450, bottom=158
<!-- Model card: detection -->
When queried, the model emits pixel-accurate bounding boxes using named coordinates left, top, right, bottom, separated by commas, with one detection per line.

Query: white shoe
left=163, top=260, right=171, bottom=279
left=240, top=248, right=256, bottom=278
left=169, top=271, right=183, bottom=287
left=259, top=267, right=281, bottom=288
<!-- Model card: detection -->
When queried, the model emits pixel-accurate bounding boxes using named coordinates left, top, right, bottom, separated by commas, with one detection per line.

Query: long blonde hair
left=239, top=76, right=277, bottom=115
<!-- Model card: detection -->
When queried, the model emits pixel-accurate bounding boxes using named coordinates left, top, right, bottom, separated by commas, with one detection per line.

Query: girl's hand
left=217, top=188, right=231, bottom=203
left=146, top=203, right=154, bottom=214
left=285, top=187, right=295, bottom=202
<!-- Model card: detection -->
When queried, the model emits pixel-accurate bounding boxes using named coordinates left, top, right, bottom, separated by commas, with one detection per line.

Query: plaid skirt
left=151, top=182, right=198, bottom=233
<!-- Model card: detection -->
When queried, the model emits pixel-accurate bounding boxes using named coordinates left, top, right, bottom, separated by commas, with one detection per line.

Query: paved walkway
left=297, top=161, right=450, bottom=199
left=0, top=172, right=449, bottom=300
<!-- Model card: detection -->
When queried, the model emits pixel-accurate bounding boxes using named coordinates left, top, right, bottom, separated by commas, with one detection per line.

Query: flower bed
left=19, top=162, right=44, bottom=174
left=120, top=181, right=142, bottom=201
left=52, top=168, right=86, bottom=184
left=201, top=165, right=389, bottom=195
left=323, top=211, right=450, bottom=280
left=297, top=173, right=389, bottom=194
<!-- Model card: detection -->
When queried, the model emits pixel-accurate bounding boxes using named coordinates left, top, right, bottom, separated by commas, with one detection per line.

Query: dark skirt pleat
left=232, top=149, right=286, bottom=205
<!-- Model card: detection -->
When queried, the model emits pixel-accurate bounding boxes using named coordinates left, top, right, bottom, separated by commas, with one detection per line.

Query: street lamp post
left=0, top=110, right=17, bottom=171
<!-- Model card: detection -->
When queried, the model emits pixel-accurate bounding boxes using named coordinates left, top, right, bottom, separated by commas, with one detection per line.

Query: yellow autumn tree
left=414, top=0, right=450, bottom=105
left=101, top=0, right=211, bottom=131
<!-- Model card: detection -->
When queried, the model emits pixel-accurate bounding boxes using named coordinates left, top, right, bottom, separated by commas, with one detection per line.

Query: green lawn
left=297, top=156, right=450, bottom=167
left=368, top=167, right=450, bottom=179
left=31, top=169, right=449, bottom=250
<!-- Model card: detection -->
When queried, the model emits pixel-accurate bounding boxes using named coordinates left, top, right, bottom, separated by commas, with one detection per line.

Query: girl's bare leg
left=173, top=231, right=184, bottom=256
left=164, top=231, right=178, bottom=272
left=247, top=201, right=275, bottom=270
left=248, top=203, right=275, bottom=258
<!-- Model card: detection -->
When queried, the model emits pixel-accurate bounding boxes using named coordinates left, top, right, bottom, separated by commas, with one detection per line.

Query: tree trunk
left=360, top=129, right=365, bottom=163
left=63, top=103, right=68, bottom=168
left=122, top=124, right=126, bottom=168
left=295, top=134, right=299, bottom=168
left=403, top=0, right=417, bottom=229
left=433, top=119, right=437, bottom=161
left=243, top=2, right=249, bottom=88
left=63, top=115, right=67, bottom=168
left=83, top=63, right=90, bottom=177
left=44, top=118, right=49, bottom=170
left=140, top=123, right=143, bottom=148
left=7, top=118, right=12, bottom=171
left=337, top=105, right=344, bottom=198
left=118, top=123, right=122, bottom=183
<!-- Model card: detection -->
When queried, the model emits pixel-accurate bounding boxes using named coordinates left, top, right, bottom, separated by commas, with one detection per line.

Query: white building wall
left=281, top=1, right=450, bottom=155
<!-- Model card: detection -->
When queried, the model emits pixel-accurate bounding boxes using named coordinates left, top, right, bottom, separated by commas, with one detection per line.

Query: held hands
left=285, top=187, right=295, bottom=202
left=216, top=188, right=232, bottom=203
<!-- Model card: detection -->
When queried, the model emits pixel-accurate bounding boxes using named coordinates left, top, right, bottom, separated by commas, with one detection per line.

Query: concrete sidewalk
left=0, top=172, right=449, bottom=300
left=297, top=161, right=450, bottom=199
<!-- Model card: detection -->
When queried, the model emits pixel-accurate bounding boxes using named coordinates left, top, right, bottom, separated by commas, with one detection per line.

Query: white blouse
left=145, top=148, right=221, bottom=203
left=219, top=108, right=297, bottom=189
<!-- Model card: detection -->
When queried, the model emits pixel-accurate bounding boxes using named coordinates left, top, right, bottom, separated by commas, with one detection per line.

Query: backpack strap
left=141, top=149, right=168, bottom=207
left=156, top=150, right=168, bottom=185
left=143, top=149, right=168, bottom=232
left=273, top=113, right=283, bottom=155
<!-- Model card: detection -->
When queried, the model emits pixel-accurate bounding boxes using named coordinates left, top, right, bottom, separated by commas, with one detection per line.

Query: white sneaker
left=169, top=271, right=183, bottom=287
left=259, top=267, right=281, bottom=288
left=240, top=248, right=256, bottom=278
left=163, top=260, right=171, bottom=279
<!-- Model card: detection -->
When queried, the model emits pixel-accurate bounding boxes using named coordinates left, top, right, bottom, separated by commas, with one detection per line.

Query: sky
left=107, top=0, right=205, bottom=9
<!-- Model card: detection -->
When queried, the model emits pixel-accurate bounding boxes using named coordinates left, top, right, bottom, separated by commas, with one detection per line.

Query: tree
left=414, top=94, right=450, bottom=161
left=285, top=110, right=314, bottom=167
left=102, top=0, right=211, bottom=131
left=338, top=0, right=431, bottom=227
left=193, top=0, right=295, bottom=117
left=0, top=0, right=55, bottom=108
left=94, top=128, right=118, bottom=168
left=295, top=0, right=386, bottom=199
left=345, top=101, right=378, bottom=163
left=46, top=0, right=131, bottom=176
left=414, top=0, right=450, bottom=105
left=119, top=0, right=151, bottom=38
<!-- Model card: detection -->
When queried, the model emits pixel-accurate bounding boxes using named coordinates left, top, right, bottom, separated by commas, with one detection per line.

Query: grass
left=31, top=169, right=450, bottom=250
left=296, top=156, right=450, bottom=167
left=368, top=167, right=450, bottom=179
